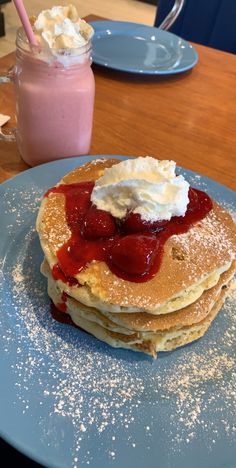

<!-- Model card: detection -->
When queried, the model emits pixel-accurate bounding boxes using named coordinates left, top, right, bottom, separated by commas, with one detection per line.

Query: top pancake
left=36, top=158, right=236, bottom=314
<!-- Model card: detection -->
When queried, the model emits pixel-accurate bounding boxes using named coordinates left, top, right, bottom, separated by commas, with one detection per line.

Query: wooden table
left=0, top=14, right=236, bottom=191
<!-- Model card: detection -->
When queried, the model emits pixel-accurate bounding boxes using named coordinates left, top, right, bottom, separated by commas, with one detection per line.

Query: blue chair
left=154, top=0, right=236, bottom=54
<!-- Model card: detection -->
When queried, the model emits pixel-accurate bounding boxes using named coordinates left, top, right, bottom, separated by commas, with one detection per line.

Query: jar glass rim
left=16, top=26, right=92, bottom=57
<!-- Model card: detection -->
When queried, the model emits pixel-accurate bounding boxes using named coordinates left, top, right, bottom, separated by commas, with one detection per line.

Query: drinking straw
left=13, top=0, right=38, bottom=45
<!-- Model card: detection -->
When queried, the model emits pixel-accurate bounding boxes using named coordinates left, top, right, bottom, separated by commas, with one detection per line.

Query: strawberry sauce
left=51, top=303, right=73, bottom=323
left=46, top=182, right=212, bottom=283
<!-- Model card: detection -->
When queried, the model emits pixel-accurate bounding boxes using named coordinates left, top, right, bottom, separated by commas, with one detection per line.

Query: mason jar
left=0, top=27, right=95, bottom=166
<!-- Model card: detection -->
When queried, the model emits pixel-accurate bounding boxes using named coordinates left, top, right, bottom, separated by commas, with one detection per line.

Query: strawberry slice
left=109, top=233, right=158, bottom=275
left=122, top=212, right=169, bottom=234
left=82, top=207, right=117, bottom=239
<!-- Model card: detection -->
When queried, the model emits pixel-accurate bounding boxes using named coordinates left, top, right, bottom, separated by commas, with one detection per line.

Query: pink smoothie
left=15, top=49, right=95, bottom=166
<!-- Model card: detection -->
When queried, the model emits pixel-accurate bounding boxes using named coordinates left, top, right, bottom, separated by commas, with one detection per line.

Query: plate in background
left=90, top=21, right=198, bottom=74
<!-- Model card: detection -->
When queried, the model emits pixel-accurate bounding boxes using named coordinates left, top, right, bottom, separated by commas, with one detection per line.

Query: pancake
left=36, top=157, right=236, bottom=356
left=36, top=158, right=236, bottom=314
left=42, top=259, right=235, bottom=333
left=43, top=258, right=235, bottom=357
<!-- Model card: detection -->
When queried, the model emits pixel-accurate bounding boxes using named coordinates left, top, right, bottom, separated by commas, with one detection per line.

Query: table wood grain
left=0, top=15, right=236, bottom=191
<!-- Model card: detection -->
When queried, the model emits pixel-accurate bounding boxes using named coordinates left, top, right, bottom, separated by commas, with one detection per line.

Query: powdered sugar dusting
left=1, top=171, right=236, bottom=467
left=2, top=230, right=236, bottom=466
left=174, top=207, right=235, bottom=260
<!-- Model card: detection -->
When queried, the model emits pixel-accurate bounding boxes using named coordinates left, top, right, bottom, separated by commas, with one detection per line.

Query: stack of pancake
left=36, top=158, right=236, bottom=357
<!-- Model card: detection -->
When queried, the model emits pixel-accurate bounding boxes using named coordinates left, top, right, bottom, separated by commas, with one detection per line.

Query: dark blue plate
left=0, top=155, right=235, bottom=468
left=90, top=21, right=198, bottom=74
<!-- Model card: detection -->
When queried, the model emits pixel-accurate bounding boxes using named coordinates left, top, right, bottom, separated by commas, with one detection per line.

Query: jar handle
left=0, top=66, right=16, bottom=142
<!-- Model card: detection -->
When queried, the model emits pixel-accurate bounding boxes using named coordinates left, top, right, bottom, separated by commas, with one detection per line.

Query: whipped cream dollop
left=33, top=4, right=93, bottom=65
left=91, top=157, right=190, bottom=222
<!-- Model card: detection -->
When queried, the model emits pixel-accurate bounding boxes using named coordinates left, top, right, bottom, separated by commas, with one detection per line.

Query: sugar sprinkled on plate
left=3, top=226, right=236, bottom=465
left=1, top=170, right=236, bottom=467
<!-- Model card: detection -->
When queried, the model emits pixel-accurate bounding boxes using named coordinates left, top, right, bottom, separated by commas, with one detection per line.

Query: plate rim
left=1, top=155, right=235, bottom=195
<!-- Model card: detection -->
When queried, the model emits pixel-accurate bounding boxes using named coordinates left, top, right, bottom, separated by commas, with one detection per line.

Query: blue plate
left=90, top=20, right=198, bottom=74
left=0, top=155, right=236, bottom=468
